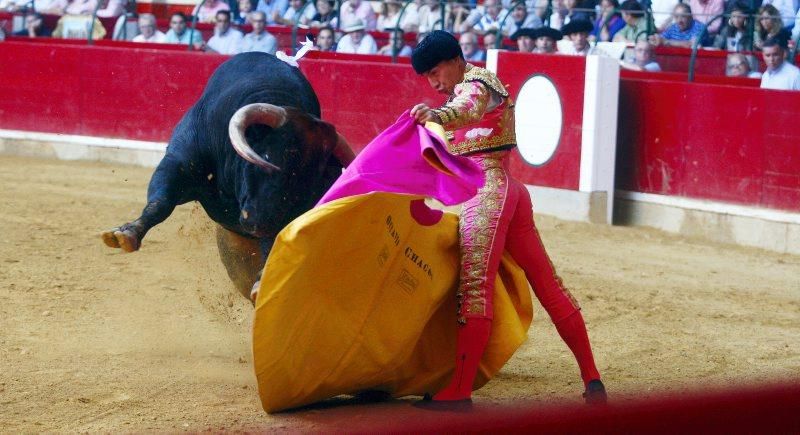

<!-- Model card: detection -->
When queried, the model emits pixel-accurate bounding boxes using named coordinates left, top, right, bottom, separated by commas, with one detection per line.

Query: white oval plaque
left=514, top=75, right=563, bottom=166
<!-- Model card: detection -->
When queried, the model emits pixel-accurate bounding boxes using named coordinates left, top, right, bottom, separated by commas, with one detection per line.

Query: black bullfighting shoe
left=583, top=379, right=608, bottom=405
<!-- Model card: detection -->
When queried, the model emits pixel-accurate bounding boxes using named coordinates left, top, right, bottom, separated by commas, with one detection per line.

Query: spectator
left=0, top=0, right=29, bottom=12
left=274, top=0, right=317, bottom=27
left=194, top=0, right=231, bottom=24
left=42, top=0, right=100, bottom=16
left=274, top=0, right=316, bottom=25
left=234, top=0, right=254, bottom=24
left=503, top=2, right=542, bottom=37
left=761, top=0, right=795, bottom=27
left=760, top=37, right=800, bottom=90
left=207, top=10, right=244, bottom=54
left=793, top=8, right=800, bottom=44
left=52, top=13, right=106, bottom=38
left=712, top=4, right=753, bottom=51
left=483, top=29, right=498, bottom=49
left=754, top=5, right=788, bottom=51
left=256, top=0, right=288, bottom=25
left=378, top=0, right=419, bottom=32
left=726, top=53, right=761, bottom=78
left=550, top=0, right=594, bottom=30
left=592, top=0, right=624, bottom=42
left=309, top=0, right=337, bottom=28
left=241, top=11, right=278, bottom=53
left=620, top=40, right=661, bottom=71
left=12, top=12, right=52, bottom=37
left=613, top=0, right=649, bottom=43
left=533, top=26, right=562, bottom=53
left=560, top=18, right=593, bottom=55
left=32, top=0, right=66, bottom=14
left=472, top=0, right=508, bottom=35
left=459, top=31, right=486, bottom=61
left=96, top=0, right=125, bottom=18
left=133, top=13, right=166, bottom=43
left=314, top=25, right=336, bottom=50
left=64, top=0, right=98, bottom=15
left=511, top=27, right=537, bottom=52
left=451, top=1, right=475, bottom=33
left=339, top=0, right=377, bottom=30
left=378, top=28, right=413, bottom=56
left=165, top=12, right=205, bottom=48
left=418, top=0, right=450, bottom=33
left=689, top=0, right=724, bottom=35
left=336, top=19, right=377, bottom=53
left=651, top=0, right=679, bottom=32
left=650, top=3, right=703, bottom=48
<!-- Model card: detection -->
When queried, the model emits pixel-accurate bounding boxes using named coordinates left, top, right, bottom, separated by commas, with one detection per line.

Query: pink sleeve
left=430, top=81, right=491, bottom=130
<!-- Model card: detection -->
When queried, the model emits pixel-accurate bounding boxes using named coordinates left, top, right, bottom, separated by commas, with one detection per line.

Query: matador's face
left=423, top=57, right=465, bottom=95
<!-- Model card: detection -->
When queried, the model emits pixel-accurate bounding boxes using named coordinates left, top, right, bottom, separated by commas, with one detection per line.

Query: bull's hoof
left=249, top=279, right=260, bottom=305
left=101, top=228, right=141, bottom=252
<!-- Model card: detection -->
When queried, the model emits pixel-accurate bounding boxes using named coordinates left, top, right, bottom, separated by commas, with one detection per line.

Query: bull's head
left=228, top=103, right=354, bottom=238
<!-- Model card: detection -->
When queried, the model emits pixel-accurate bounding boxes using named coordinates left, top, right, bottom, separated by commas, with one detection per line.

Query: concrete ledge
left=4, top=129, right=798, bottom=254
left=615, top=191, right=800, bottom=255
left=527, top=185, right=610, bottom=224
left=0, top=130, right=166, bottom=168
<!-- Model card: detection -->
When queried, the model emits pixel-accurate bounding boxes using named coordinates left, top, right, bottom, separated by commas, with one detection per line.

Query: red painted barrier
left=0, top=41, right=798, bottom=213
left=299, top=55, right=442, bottom=150
left=496, top=52, right=587, bottom=191
left=0, top=41, right=225, bottom=142
left=616, top=76, right=800, bottom=212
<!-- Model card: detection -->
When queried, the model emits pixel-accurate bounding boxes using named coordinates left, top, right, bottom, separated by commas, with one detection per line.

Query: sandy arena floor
left=1, top=155, right=798, bottom=432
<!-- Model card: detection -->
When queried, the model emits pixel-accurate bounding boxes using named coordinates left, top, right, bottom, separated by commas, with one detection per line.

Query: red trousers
left=457, top=151, right=580, bottom=324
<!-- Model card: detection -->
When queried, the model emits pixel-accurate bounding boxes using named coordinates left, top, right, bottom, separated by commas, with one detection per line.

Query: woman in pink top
left=193, top=0, right=231, bottom=23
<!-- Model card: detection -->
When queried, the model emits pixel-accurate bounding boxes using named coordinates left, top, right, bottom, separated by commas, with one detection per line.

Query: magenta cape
left=318, top=111, right=485, bottom=206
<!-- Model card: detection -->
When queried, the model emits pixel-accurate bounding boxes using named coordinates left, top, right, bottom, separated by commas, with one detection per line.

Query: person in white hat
left=335, top=19, right=378, bottom=54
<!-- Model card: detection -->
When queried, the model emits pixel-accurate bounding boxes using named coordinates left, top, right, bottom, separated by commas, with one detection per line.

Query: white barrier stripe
left=616, top=190, right=800, bottom=225
left=0, top=130, right=167, bottom=152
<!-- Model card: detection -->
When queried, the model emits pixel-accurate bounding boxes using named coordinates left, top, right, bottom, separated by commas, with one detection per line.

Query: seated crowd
left=2, top=0, right=799, bottom=89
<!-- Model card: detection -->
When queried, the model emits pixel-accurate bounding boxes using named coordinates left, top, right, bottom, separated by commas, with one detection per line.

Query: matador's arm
left=430, top=81, right=492, bottom=130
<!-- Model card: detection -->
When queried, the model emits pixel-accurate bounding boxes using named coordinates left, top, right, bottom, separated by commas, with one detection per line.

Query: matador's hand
left=410, top=103, right=437, bottom=124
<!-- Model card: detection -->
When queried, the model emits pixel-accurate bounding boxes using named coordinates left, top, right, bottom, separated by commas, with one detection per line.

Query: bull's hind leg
left=215, top=225, right=266, bottom=300
left=102, top=157, right=185, bottom=252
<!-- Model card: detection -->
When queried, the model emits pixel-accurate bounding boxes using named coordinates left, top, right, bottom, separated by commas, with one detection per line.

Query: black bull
left=102, top=52, right=354, bottom=297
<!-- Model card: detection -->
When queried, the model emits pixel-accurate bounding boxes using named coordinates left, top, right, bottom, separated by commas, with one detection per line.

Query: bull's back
left=201, top=52, right=320, bottom=117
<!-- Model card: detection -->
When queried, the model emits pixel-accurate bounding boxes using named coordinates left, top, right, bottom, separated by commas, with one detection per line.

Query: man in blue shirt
left=256, top=0, right=289, bottom=25
left=165, top=12, right=205, bottom=49
left=651, top=3, right=703, bottom=48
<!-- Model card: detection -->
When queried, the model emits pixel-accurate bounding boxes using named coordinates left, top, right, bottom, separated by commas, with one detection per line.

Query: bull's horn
left=333, top=132, right=356, bottom=167
left=228, top=103, right=286, bottom=172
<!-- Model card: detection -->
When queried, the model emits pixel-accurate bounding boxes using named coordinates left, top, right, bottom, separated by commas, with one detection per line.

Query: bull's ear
left=311, top=119, right=341, bottom=174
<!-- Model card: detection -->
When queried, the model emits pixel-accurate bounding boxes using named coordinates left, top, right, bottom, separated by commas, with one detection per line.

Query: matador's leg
left=504, top=178, right=606, bottom=403
left=433, top=157, right=516, bottom=401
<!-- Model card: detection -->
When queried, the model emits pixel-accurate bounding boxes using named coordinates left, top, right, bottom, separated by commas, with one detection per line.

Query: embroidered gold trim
left=448, top=133, right=517, bottom=156
left=463, top=64, right=509, bottom=98
left=456, top=164, right=507, bottom=321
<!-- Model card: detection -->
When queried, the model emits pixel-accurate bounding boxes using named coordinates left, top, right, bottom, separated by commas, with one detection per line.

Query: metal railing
left=790, top=31, right=800, bottom=65
left=494, top=0, right=524, bottom=49
left=688, top=12, right=726, bottom=82
left=187, top=0, right=207, bottom=51
left=290, top=0, right=314, bottom=53
left=87, top=0, right=104, bottom=45
left=390, top=0, right=414, bottom=62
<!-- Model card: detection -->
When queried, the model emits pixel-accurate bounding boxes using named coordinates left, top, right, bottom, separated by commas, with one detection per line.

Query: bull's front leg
left=249, top=237, right=275, bottom=304
left=102, top=156, right=186, bottom=252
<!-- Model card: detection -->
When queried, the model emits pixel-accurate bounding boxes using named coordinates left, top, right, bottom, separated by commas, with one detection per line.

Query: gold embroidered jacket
left=430, top=64, right=516, bottom=156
